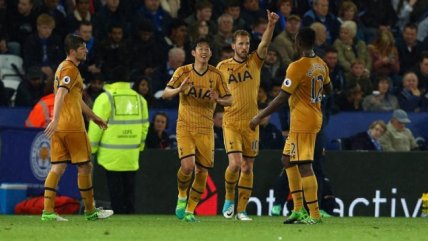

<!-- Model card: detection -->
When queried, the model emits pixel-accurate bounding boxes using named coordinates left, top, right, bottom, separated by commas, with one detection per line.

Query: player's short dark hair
left=232, top=30, right=251, bottom=43
left=64, top=34, right=85, bottom=55
left=192, top=37, right=211, bottom=50
left=297, top=27, right=316, bottom=48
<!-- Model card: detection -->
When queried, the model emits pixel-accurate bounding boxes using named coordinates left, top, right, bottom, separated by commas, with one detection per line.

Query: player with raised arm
left=216, top=10, right=279, bottom=221
left=250, top=27, right=333, bottom=224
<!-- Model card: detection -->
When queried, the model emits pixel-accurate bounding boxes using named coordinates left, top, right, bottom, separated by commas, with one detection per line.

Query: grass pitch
left=0, top=215, right=427, bottom=241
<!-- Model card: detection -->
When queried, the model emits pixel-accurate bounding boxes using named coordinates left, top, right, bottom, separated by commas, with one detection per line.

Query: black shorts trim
left=290, top=160, right=313, bottom=164
left=196, top=161, right=213, bottom=169
left=237, top=185, right=253, bottom=191
left=243, top=154, right=257, bottom=159
left=74, top=160, right=91, bottom=165
left=180, top=154, right=195, bottom=161
left=51, top=160, right=71, bottom=164
left=226, top=151, right=242, bottom=155
left=225, top=180, right=238, bottom=185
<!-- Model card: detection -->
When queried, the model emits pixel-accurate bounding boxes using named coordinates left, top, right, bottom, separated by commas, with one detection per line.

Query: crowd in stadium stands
left=1, top=0, right=428, bottom=149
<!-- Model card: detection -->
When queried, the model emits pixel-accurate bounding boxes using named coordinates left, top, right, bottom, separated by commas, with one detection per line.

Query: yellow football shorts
left=283, top=132, right=317, bottom=163
left=176, top=127, right=214, bottom=169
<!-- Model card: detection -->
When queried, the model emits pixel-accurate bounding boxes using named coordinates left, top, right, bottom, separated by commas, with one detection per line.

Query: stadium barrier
left=0, top=128, right=427, bottom=217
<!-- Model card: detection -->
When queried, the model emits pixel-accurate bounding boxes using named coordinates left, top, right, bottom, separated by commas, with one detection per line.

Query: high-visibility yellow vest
left=88, top=82, right=149, bottom=171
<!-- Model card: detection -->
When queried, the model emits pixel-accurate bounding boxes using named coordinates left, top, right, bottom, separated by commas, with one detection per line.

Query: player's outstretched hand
left=92, top=116, right=108, bottom=130
left=266, top=10, right=279, bottom=25
left=178, top=77, right=190, bottom=92
left=44, top=119, right=58, bottom=138
left=209, top=89, right=219, bottom=102
left=249, top=116, right=261, bottom=131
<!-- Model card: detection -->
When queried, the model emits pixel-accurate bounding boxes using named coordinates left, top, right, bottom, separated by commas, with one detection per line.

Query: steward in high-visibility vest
left=88, top=66, right=149, bottom=213
left=88, top=83, right=149, bottom=171
left=25, top=93, right=55, bottom=128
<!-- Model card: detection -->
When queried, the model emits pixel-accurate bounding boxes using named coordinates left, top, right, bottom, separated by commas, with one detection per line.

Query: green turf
left=0, top=215, right=427, bottom=241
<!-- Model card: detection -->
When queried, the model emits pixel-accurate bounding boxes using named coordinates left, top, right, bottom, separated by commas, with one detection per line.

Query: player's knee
left=51, top=163, right=67, bottom=175
left=181, top=162, right=195, bottom=174
left=77, top=162, right=93, bottom=174
left=298, top=163, right=314, bottom=177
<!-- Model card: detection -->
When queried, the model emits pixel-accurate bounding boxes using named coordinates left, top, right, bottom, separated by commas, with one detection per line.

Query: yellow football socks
left=43, top=171, right=60, bottom=212
left=302, top=175, right=320, bottom=219
left=285, top=166, right=303, bottom=211
left=186, top=171, right=208, bottom=213
left=237, top=172, right=253, bottom=213
left=224, top=167, right=239, bottom=201
left=78, top=173, right=95, bottom=213
left=177, top=167, right=192, bottom=199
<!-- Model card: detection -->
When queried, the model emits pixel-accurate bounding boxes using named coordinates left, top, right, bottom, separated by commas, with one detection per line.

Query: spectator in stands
left=161, top=18, right=191, bottom=63
left=67, top=0, right=93, bottom=33
left=213, top=107, right=224, bottom=149
left=149, top=47, right=185, bottom=94
left=189, top=20, right=210, bottom=43
left=0, top=78, right=9, bottom=106
left=258, top=103, right=284, bottom=150
left=93, top=0, right=129, bottom=40
left=334, top=82, right=363, bottom=112
left=15, top=66, right=45, bottom=107
left=146, top=112, right=171, bottom=149
left=397, top=23, right=423, bottom=75
left=134, top=0, right=172, bottom=37
left=249, top=18, right=268, bottom=52
left=24, top=78, right=54, bottom=128
left=40, top=0, right=68, bottom=40
left=160, top=0, right=180, bottom=18
left=413, top=52, right=428, bottom=92
left=392, top=0, right=418, bottom=31
left=274, top=0, right=293, bottom=34
left=76, top=21, right=99, bottom=82
left=334, top=20, right=371, bottom=74
left=323, top=46, right=345, bottom=97
left=83, top=73, right=104, bottom=109
left=417, top=15, right=428, bottom=42
left=23, top=14, right=64, bottom=82
left=261, top=46, right=284, bottom=90
left=224, top=0, right=247, bottom=31
left=336, top=0, right=364, bottom=41
left=302, top=0, right=340, bottom=44
left=349, top=120, right=387, bottom=151
left=240, top=0, right=266, bottom=29
left=359, top=0, right=397, bottom=43
left=362, top=76, right=399, bottom=112
left=310, top=22, right=329, bottom=57
left=380, top=109, right=418, bottom=151
left=6, top=0, right=39, bottom=51
left=0, top=31, right=13, bottom=55
left=397, top=71, right=422, bottom=112
left=131, top=75, right=158, bottom=108
left=272, top=14, right=300, bottom=66
left=257, top=85, right=271, bottom=106
left=95, top=23, right=130, bottom=80
left=130, top=21, right=164, bottom=78
left=212, top=13, right=234, bottom=63
left=368, top=28, right=400, bottom=79
left=184, top=1, right=216, bottom=36
left=345, top=59, right=372, bottom=96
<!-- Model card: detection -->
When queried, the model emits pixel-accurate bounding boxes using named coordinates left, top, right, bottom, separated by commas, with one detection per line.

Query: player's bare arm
left=161, top=77, right=189, bottom=99
left=323, top=82, right=333, bottom=96
left=210, top=90, right=232, bottom=106
left=249, top=90, right=290, bottom=131
left=81, top=99, right=107, bottom=130
left=256, top=10, right=279, bottom=59
left=44, top=87, right=68, bottom=138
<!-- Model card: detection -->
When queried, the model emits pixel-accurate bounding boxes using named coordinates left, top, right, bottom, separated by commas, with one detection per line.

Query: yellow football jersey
left=167, top=64, right=230, bottom=131
left=54, top=60, right=85, bottom=132
left=217, top=52, right=263, bottom=126
left=281, top=56, right=330, bottom=133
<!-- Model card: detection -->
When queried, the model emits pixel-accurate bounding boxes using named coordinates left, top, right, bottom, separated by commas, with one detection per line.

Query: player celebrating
left=162, top=38, right=232, bottom=222
left=250, top=27, right=333, bottom=224
left=216, top=10, right=279, bottom=221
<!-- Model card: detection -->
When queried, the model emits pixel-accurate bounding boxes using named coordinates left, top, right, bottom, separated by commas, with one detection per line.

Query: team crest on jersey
left=30, top=132, right=51, bottom=181
left=283, top=78, right=292, bottom=87
left=62, top=76, right=71, bottom=84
